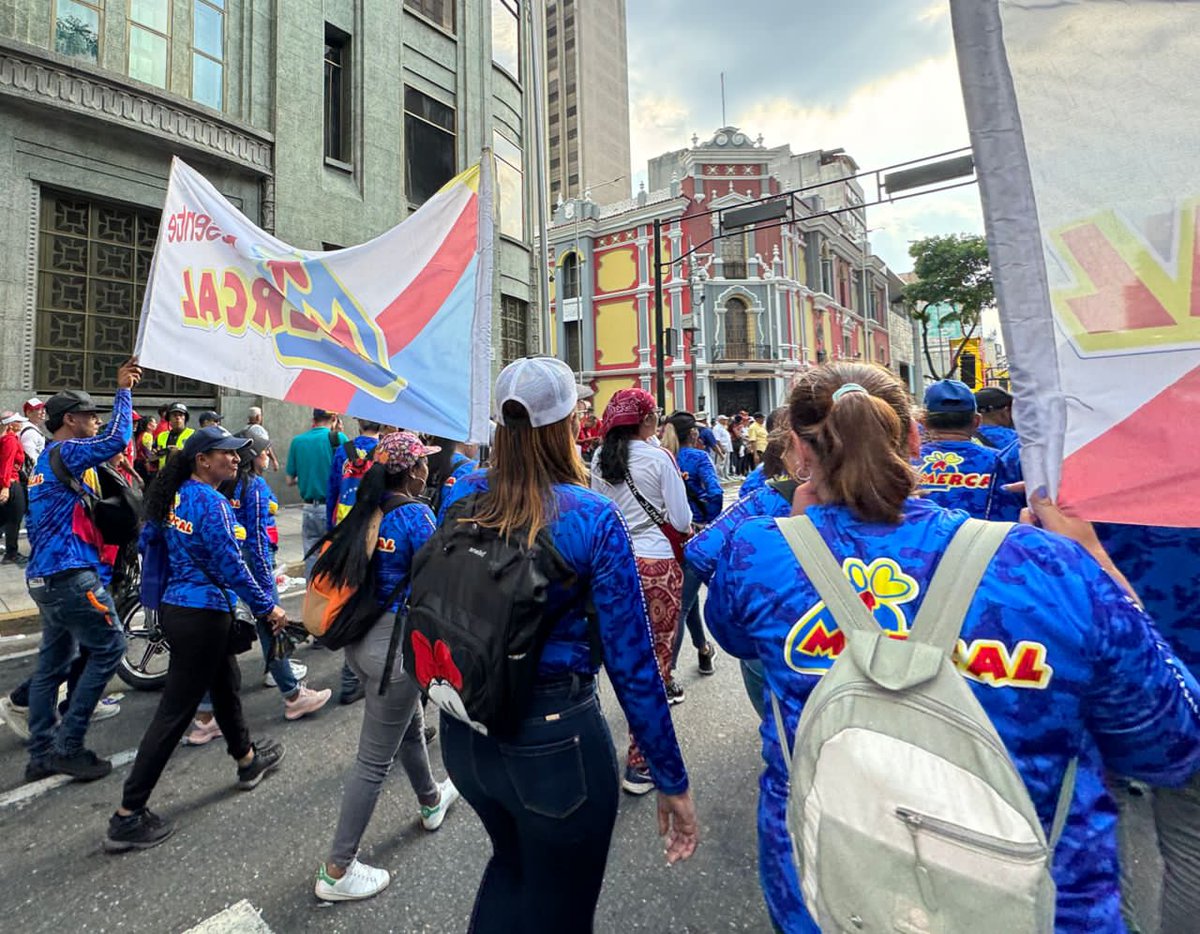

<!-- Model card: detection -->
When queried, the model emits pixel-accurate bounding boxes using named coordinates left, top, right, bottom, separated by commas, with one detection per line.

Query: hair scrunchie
left=831, top=383, right=869, bottom=403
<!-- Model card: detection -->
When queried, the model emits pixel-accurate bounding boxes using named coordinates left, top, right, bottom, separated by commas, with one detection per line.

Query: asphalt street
left=0, top=589, right=773, bottom=934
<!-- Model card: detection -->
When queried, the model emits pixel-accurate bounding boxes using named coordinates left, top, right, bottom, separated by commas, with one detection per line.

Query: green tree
left=901, top=234, right=994, bottom=381
left=55, top=16, right=99, bottom=61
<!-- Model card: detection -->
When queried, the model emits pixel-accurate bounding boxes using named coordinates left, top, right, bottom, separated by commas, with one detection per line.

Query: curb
left=0, top=560, right=308, bottom=639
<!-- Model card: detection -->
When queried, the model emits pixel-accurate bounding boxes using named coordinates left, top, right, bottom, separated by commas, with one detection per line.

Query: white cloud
left=918, top=0, right=949, bottom=23
left=628, top=53, right=986, bottom=272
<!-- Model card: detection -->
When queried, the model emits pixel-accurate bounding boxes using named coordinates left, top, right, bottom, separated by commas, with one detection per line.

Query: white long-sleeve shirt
left=19, top=421, right=45, bottom=465
left=590, top=439, right=691, bottom=559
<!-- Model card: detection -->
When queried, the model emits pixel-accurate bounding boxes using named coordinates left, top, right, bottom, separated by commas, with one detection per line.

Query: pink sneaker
left=284, top=686, right=332, bottom=721
left=183, top=717, right=223, bottom=746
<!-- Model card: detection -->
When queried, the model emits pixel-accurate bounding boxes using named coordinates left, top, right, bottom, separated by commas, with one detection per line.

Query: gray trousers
left=328, top=613, right=438, bottom=867
left=301, top=503, right=326, bottom=579
left=1117, top=771, right=1200, bottom=934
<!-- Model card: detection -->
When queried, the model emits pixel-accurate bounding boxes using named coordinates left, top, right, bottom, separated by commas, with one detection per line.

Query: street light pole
left=653, top=217, right=666, bottom=410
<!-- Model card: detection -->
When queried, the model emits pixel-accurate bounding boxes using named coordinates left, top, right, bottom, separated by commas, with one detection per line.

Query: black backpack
left=403, top=492, right=579, bottom=737
left=49, top=446, right=143, bottom=546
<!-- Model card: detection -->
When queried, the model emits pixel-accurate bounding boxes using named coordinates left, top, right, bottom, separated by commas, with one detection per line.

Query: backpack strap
left=1048, top=756, right=1078, bottom=851
left=774, top=516, right=879, bottom=635
left=49, top=445, right=94, bottom=505
left=907, top=519, right=1013, bottom=654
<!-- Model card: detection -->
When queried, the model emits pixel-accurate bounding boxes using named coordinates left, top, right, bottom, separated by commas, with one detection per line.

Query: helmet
left=167, top=402, right=189, bottom=419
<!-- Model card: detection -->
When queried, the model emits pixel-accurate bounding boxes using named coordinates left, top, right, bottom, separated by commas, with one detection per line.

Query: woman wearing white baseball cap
left=434, top=356, right=699, bottom=931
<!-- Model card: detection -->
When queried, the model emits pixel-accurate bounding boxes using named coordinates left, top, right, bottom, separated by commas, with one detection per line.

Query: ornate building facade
left=550, top=128, right=903, bottom=416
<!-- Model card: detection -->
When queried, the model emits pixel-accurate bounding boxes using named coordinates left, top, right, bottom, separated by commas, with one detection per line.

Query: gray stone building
left=0, top=0, right=538, bottom=489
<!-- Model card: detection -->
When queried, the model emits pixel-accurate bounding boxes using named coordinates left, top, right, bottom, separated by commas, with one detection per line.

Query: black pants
left=1, top=480, right=26, bottom=557
left=441, top=677, right=620, bottom=934
left=121, top=604, right=252, bottom=811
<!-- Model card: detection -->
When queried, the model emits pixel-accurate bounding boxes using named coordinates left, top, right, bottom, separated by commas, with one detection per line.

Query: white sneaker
left=264, top=660, right=308, bottom=688
left=90, top=697, right=121, bottom=723
left=314, top=859, right=391, bottom=902
left=0, top=695, right=30, bottom=740
left=420, top=778, right=460, bottom=832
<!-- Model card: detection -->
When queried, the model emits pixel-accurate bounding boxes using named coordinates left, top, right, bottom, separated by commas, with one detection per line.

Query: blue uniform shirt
left=917, top=438, right=1023, bottom=520
left=1096, top=523, right=1200, bottom=680
left=327, top=434, right=378, bottom=528
left=977, top=424, right=1019, bottom=449
left=441, top=472, right=689, bottom=795
left=232, top=474, right=277, bottom=599
left=163, top=479, right=275, bottom=617
left=26, top=388, right=133, bottom=583
left=704, top=498, right=1200, bottom=934
left=373, top=500, right=437, bottom=611
left=740, top=464, right=767, bottom=498
left=677, top=446, right=723, bottom=525
left=686, top=484, right=792, bottom=585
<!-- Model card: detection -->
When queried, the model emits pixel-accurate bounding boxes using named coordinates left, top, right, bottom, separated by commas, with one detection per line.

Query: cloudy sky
left=624, top=0, right=983, bottom=274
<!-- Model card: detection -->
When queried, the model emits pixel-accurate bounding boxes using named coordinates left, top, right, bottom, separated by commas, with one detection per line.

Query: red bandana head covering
left=602, top=388, right=657, bottom=435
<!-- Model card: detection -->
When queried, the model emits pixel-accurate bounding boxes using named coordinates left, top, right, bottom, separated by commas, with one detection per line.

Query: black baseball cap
left=975, top=387, right=1014, bottom=412
left=182, top=426, right=251, bottom=460
left=198, top=410, right=222, bottom=424
left=45, top=390, right=101, bottom=421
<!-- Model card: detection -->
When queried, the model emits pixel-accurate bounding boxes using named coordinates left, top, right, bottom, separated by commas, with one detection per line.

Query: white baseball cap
left=494, top=356, right=579, bottom=428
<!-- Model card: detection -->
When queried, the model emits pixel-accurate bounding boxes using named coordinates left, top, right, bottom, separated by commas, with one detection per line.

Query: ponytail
left=790, top=364, right=916, bottom=524
left=143, top=452, right=194, bottom=525
left=311, top=462, right=402, bottom=588
left=597, top=423, right=638, bottom=484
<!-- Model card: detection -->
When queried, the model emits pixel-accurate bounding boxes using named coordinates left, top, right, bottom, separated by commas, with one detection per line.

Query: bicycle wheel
left=118, top=598, right=170, bottom=690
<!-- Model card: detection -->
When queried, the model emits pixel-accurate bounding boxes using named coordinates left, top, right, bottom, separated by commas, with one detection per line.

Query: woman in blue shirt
left=107, top=427, right=288, bottom=853
left=439, top=356, right=698, bottom=933
left=313, top=430, right=459, bottom=902
left=704, top=363, right=1200, bottom=934
left=667, top=412, right=723, bottom=682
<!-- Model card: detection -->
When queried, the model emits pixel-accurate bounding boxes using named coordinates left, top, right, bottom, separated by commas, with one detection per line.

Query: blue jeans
left=671, top=565, right=707, bottom=668
left=441, top=676, right=620, bottom=933
left=302, top=503, right=326, bottom=578
left=740, top=659, right=767, bottom=719
left=27, top=569, right=125, bottom=760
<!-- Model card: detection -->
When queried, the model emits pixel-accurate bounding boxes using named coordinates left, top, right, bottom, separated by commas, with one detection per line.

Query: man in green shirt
left=286, top=409, right=346, bottom=578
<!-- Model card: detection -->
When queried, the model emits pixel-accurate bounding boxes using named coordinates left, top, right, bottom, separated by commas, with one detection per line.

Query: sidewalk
left=0, top=504, right=310, bottom=636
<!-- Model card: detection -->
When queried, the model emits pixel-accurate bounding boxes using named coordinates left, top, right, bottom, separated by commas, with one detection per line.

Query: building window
left=491, top=0, right=519, bottom=80
left=498, top=295, right=529, bottom=365
left=403, top=0, right=454, bottom=32
left=563, top=320, right=582, bottom=372
left=129, top=0, right=170, bottom=89
left=404, top=87, right=456, bottom=206
left=192, top=0, right=224, bottom=109
left=494, top=130, right=524, bottom=240
left=723, top=297, right=750, bottom=359
left=721, top=233, right=748, bottom=279
left=54, top=0, right=102, bottom=63
left=324, top=27, right=352, bottom=162
left=560, top=252, right=580, bottom=300
left=36, top=190, right=212, bottom=398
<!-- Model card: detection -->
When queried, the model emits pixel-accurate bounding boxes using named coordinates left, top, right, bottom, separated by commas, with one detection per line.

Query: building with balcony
left=0, top=0, right=538, bottom=454
left=551, top=127, right=899, bottom=416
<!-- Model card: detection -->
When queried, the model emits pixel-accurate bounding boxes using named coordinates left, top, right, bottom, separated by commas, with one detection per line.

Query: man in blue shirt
left=974, top=386, right=1019, bottom=449
left=25, top=358, right=142, bottom=782
left=326, top=419, right=382, bottom=528
left=918, top=380, right=1022, bottom=521
left=286, top=409, right=346, bottom=578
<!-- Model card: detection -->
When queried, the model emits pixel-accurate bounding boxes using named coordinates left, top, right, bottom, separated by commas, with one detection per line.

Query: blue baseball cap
left=924, top=380, right=977, bottom=414
left=182, top=425, right=252, bottom=460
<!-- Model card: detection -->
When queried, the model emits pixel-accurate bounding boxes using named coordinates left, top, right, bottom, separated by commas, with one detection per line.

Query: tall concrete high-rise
left=545, top=0, right=632, bottom=205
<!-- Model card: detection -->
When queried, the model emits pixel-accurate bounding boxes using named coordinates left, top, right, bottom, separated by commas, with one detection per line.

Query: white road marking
left=0, top=748, right=137, bottom=810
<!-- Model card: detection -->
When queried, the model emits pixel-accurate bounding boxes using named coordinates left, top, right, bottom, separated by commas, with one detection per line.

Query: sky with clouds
left=624, top=0, right=984, bottom=275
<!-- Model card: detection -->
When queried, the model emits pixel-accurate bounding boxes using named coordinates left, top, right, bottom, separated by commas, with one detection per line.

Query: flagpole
left=526, top=0, right=552, bottom=354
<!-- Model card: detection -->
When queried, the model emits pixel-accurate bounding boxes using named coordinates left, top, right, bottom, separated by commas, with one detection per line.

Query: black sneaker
left=697, top=643, right=717, bottom=676
left=25, top=758, right=54, bottom=782
left=339, top=685, right=365, bottom=706
left=237, top=741, right=286, bottom=790
left=48, top=748, right=112, bottom=782
left=665, top=678, right=686, bottom=706
left=104, top=808, right=174, bottom=853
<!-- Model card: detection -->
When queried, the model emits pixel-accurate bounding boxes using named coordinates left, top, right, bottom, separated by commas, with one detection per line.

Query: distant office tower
left=545, top=0, right=632, bottom=204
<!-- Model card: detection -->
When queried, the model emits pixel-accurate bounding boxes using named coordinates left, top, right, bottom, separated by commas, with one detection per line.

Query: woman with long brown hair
left=703, top=362, right=1200, bottom=933
left=438, top=357, right=698, bottom=933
